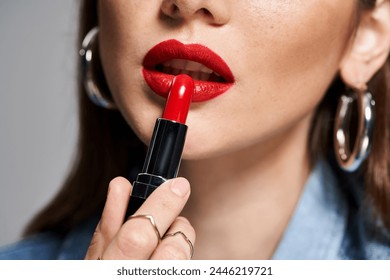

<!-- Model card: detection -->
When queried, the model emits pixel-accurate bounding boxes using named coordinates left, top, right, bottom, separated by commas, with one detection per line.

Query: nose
left=160, top=0, right=231, bottom=26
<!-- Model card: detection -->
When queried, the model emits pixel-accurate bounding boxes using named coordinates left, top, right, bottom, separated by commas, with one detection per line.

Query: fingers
left=100, top=177, right=133, bottom=238
left=103, top=177, right=191, bottom=260
left=151, top=216, right=196, bottom=260
left=85, top=177, right=132, bottom=260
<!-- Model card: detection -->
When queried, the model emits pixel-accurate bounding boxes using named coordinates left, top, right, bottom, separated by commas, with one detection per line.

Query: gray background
left=0, top=0, right=79, bottom=246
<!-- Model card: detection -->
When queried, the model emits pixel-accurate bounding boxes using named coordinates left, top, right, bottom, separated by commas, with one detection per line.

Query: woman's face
left=98, top=0, right=356, bottom=160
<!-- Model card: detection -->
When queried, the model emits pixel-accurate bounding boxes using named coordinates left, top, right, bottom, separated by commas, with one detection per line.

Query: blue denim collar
left=273, top=159, right=348, bottom=259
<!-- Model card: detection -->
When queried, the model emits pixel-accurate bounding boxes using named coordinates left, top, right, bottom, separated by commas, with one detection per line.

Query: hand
left=85, top=177, right=195, bottom=260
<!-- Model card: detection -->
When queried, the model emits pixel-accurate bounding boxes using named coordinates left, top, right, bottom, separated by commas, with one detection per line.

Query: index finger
left=103, top=177, right=191, bottom=259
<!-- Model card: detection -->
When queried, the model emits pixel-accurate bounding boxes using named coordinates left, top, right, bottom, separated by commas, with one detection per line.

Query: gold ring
left=127, top=214, right=161, bottom=243
left=163, top=231, right=194, bottom=259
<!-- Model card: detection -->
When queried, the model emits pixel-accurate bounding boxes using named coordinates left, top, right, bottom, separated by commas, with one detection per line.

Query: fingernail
left=170, top=178, right=190, bottom=197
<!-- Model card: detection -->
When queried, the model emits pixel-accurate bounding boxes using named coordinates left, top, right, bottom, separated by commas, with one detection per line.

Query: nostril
left=160, top=1, right=231, bottom=26
left=160, top=2, right=180, bottom=19
left=172, top=4, right=179, bottom=13
left=200, top=8, right=212, bottom=17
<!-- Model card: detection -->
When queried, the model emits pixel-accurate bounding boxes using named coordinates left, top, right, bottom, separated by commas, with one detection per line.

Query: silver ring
left=163, top=231, right=194, bottom=259
left=127, top=214, right=161, bottom=243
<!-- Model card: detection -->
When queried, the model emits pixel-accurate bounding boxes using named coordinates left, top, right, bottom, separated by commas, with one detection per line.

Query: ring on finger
left=163, top=231, right=194, bottom=259
left=127, top=214, right=161, bottom=244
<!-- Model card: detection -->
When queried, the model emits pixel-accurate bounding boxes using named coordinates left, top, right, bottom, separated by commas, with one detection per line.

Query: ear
left=340, top=0, right=390, bottom=89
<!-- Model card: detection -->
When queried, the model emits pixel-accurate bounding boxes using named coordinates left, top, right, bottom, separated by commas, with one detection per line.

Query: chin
left=180, top=134, right=237, bottom=161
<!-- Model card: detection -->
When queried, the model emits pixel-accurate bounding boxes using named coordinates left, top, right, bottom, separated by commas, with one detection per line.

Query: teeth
left=185, top=60, right=203, bottom=72
left=181, top=70, right=191, bottom=76
left=200, top=72, right=211, bottom=81
left=172, top=68, right=181, bottom=75
left=170, top=59, right=187, bottom=70
left=191, top=72, right=201, bottom=81
left=163, top=59, right=214, bottom=75
left=161, top=66, right=212, bottom=81
left=200, top=65, right=213, bottom=74
left=158, top=59, right=221, bottom=81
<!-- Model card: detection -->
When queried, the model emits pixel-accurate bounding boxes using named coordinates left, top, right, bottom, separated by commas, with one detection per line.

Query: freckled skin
left=98, top=0, right=356, bottom=160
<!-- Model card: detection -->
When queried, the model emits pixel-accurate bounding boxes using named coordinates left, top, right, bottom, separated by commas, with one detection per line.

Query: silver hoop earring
left=79, top=27, right=116, bottom=109
left=334, top=88, right=375, bottom=172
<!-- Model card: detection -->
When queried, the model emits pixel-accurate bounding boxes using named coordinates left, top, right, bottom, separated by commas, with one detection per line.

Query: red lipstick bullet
left=162, top=75, right=193, bottom=124
left=127, top=75, right=194, bottom=214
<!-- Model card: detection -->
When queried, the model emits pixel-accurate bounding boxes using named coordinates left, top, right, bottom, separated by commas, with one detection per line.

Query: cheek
left=237, top=1, right=355, bottom=88
left=98, top=1, right=165, bottom=144
left=183, top=2, right=356, bottom=159
left=98, top=0, right=151, bottom=91
left=237, top=1, right=355, bottom=125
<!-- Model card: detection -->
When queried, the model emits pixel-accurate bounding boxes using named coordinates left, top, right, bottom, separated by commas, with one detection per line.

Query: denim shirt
left=1, top=160, right=389, bottom=259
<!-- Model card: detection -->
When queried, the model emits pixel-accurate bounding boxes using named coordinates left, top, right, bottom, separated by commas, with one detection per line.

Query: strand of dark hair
left=24, top=0, right=145, bottom=235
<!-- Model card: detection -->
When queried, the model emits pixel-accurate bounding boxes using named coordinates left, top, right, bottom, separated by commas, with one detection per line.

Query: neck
left=180, top=114, right=313, bottom=259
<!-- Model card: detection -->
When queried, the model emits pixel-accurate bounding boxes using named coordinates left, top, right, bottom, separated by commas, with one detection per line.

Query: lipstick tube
left=127, top=74, right=194, bottom=215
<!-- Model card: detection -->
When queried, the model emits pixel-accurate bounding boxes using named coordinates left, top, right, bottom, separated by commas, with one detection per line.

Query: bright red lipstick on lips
left=143, top=39, right=234, bottom=102
left=127, top=75, right=194, bottom=215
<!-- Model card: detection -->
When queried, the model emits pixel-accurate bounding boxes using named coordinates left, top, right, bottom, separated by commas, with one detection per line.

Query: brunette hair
left=24, top=0, right=390, bottom=235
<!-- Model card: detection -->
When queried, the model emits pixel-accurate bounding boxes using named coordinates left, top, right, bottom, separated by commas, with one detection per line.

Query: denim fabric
left=273, top=160, right=390, bottom=259
left=273, top=159, right=347, bottom=259
left=1, top=160, right=389, bottom=259
left=0, top=216, right=98, bottom=260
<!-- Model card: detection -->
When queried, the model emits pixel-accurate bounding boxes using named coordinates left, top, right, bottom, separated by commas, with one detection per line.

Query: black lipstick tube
left=127, top=119, right=187, bottom=215
left=127, top=74, right=194, bottom=215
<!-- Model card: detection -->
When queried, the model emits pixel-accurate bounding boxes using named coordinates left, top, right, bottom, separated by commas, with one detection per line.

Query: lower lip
left=142, top=68, right=233, bottom=102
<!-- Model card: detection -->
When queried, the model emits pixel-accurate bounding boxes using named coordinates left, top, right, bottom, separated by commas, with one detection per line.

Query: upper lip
left=143, top=39, right=235, bottom=83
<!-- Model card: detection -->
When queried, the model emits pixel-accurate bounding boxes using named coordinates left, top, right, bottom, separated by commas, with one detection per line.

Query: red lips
left=142, top=39, right=234, bottom=102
